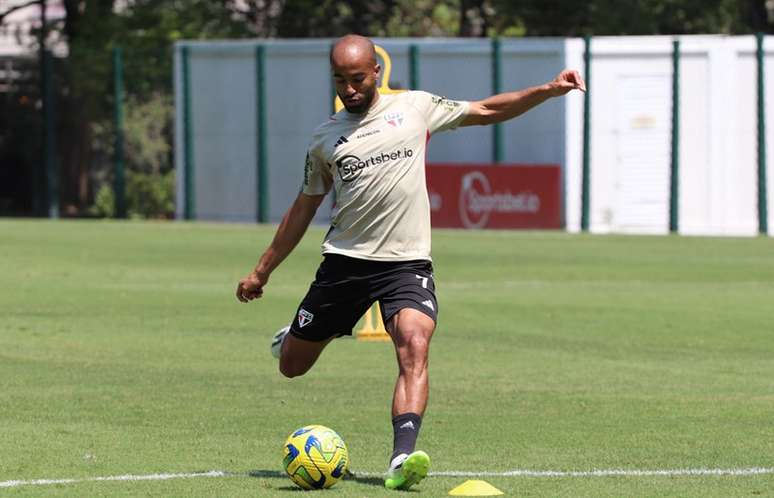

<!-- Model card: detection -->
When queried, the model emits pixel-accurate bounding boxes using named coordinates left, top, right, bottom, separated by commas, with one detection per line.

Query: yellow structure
left=356, top=303, right=390, bottom=341
left=333, top=45, right=407, bottom=113
left=448, top=480, right=504, bottom=496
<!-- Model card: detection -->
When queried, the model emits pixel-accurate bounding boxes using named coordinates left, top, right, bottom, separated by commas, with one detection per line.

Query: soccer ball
left=282, top=425, right=349, bottom=490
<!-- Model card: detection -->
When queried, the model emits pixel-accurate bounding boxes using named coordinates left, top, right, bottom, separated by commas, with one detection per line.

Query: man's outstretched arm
left=460, top=69, right=585, bottom=127
left=236, top=192, right=328, bottom=303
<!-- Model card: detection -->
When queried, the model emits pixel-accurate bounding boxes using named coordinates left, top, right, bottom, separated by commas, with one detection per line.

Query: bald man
left=237, top=34, right=585, bottom=491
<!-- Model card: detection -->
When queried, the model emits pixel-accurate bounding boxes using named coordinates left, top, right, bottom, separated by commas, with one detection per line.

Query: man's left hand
left=550, top=69, right=586, bottom=96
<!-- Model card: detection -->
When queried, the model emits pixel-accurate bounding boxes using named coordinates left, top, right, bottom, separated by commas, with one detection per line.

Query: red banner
left=426, top=164, right=562, bottom=229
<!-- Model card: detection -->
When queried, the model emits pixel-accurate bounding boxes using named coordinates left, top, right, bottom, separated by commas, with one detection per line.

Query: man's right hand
left=236, top=271, right=269, bottom=303
left=235, top=192, right=326, bottom=304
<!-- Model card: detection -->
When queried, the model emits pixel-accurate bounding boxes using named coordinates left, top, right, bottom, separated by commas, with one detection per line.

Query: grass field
left=1, top=219, right=773, bottom=497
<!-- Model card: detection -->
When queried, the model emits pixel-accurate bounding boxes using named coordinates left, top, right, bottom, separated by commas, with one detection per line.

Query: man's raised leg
left=278, top=333, right=333, bottom=378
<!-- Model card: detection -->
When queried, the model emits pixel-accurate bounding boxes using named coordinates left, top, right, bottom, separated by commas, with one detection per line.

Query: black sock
left=390, top=412, right=422, bottom=464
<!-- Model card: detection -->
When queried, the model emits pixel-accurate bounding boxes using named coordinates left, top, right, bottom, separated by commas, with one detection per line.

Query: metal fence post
left=757, top=33, right=769, bottom=235
left=409, top=44, right=419, bottom=90
left=581, top=36, right=592, bottom=232
left=43, top=49, right=58, bottom=218
left=329, top=45, right=336, bottom=115
left=492, top=37, right=503, bottom=164
left=113, top=47, right=126, bottom=219
left=181, top=45, right=194, bottom=220
left=256, top=44, right=268, bottom=223
left=670, top=39, right=680, bottom=233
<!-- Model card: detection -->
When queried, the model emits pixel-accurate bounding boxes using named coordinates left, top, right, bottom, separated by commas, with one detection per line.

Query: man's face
left=332, top=58, right=380, bottom=114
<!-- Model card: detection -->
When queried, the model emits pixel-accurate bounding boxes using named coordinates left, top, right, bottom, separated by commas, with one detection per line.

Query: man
left=236, top=34, right=585, bottom=491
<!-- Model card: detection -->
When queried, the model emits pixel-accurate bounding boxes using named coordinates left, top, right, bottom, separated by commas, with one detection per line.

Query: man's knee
left=404, top=333, right=430, bottom=356
left=396, top=330, right=430, bottom=372
left=394, top=317, right=432, bottom=350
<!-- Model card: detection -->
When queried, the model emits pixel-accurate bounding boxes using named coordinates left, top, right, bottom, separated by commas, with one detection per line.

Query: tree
left=227, top=0, right=460, bottom=38
left=489, top=0, right=774, bottom=37
left=7, top=0, right=774, bottom=216
left=57, top=0, right=119, bottom=213
left=459, top=0, right=491, bottom=37
left=45, top=0, right=254, bottom=213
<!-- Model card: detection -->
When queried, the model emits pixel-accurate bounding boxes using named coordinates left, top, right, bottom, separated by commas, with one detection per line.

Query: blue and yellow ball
left=282, top=425, right=349, bottom=490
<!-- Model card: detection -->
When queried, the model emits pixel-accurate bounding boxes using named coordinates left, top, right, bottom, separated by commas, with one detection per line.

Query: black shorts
left=289, top=254, right=438, bottom=342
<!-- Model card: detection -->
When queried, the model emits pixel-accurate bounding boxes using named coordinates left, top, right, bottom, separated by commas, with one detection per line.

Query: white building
left=0, top=0, right=67, bottom=57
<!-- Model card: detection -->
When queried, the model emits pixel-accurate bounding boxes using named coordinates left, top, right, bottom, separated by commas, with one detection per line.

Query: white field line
left=0, top=471, right=228, bottom=489
left=359, top=467, right=774, bottom=478
left=2, top=467, right=774, bottom=489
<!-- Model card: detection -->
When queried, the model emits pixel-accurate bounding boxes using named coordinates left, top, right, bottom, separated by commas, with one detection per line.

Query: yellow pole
left=356, top=303, right=391, bottom=341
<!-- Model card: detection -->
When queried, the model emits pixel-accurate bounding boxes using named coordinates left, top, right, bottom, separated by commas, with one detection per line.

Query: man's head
left=330, top=35, right=380, bottom=114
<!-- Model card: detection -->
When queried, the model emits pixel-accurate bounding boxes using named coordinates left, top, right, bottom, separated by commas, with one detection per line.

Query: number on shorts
left=416, top=274, right=428, bottom=288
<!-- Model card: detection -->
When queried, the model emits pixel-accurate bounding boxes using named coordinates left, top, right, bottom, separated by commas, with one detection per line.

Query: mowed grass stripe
left=4, top=466, right=774, bottom=489
left=1, top=220, right=773, bottom=497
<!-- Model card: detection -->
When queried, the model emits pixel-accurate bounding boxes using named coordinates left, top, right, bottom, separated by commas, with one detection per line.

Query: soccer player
left=236, top=34, right=585, bottom=490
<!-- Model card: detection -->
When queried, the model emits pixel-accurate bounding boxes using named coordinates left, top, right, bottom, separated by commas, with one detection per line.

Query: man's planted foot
left=384, top=450, right=430, bottom=490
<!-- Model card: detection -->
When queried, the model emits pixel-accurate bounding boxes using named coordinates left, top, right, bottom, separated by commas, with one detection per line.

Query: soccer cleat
left=270, top=325, right=290, bottom=359
left=384, top=450, right=430, bottom=490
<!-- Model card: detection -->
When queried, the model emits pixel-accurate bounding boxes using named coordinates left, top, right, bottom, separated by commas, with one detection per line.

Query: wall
left=175, top=36, right=773, bottom=236
left=563, top=35, right=773, bottom=236
left=174, top=38, right=569, bottom=224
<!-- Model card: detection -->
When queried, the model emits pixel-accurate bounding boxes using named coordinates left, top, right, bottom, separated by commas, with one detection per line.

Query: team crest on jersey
left=298, top=308, right=314, bottom=328
left=384, top=111, right=404, bottom=127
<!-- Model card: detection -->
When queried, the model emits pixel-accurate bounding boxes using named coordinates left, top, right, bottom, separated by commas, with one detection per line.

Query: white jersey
left=302, top=91, right=469, bottom=261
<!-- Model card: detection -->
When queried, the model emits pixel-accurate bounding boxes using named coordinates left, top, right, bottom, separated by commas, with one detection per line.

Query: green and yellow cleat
left=270, top=325, right=290, bottom=359
left=384, top=450, right=430, bottom=490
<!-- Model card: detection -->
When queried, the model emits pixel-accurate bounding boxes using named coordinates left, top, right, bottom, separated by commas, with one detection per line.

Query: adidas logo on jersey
left=334, top=136, right=349, bottom=147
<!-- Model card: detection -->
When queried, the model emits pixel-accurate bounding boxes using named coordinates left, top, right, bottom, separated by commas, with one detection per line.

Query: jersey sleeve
left=408, top=90, right=470, bottom=135
left=301, top=144, right=332, bottom=195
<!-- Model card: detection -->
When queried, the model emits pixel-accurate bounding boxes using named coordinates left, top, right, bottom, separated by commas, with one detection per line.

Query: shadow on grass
left=246, top=470, right=306, bottom=493
left=245, top=469, right=402, bottom=491
left=344, top=473, right=385, bottom=487
left=247, top=470, right=286, bottom=479
left=344, top=472, right=419, bottom=492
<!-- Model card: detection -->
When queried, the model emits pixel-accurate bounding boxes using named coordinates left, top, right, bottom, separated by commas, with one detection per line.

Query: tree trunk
left=459, top=0, right=489, bottom=37
left=744, top=0, right=773, bottom=32
left=57, top=0, right=115, bottom=213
